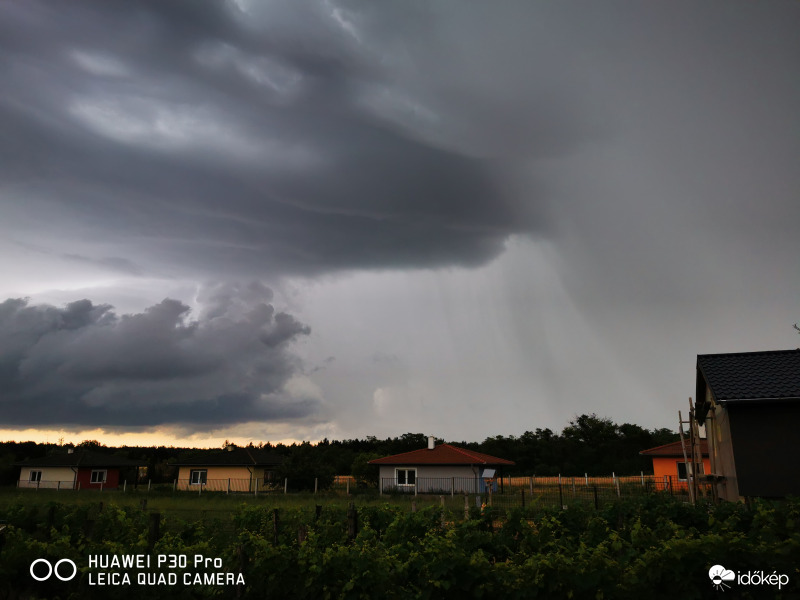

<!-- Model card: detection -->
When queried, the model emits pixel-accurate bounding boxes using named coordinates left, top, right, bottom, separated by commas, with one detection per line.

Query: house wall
left=177, top=466, right=255, bottom=491
left=76, top=468, right=120, bottom=490
left=18, top=467, right=76, bottom=489
left=706, top=393, right=740, bottom=501
left=727, top=403, right=800, bottom=498
left=651, top=457, right=711, bottom=484
left=379, top=465, right=485, bottom=493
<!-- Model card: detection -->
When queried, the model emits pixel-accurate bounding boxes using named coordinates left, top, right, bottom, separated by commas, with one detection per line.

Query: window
left=396, top=468, right=416, bottom=486
left=190, top=469, right=208, bottom=485
left=677, top=462, right=704, bottom=481
left=29, top=470, right=42, bottom=482
left=91, top=470, right=107, bottom=483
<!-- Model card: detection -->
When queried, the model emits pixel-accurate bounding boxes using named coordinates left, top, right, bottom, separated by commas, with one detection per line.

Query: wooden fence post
left=347, top=503, right=358, bottom=540
left=284, top=478, right=288, bottom=495
left=314, top=478, right=318, bottom=494
left=273, top=509, right=280, bottom=545
left=227, top=478, right=230, bottom=494
left=521, top=489, right=525, bottom=508
left=558, top=481, right=563, bottom=509
left=148, top=479, right=151, bottom=493
left=464, top=494, right=469, bottom=519
left=451, top=477, right=455, bottom=497
left=123, top=480, right=127, bottom=493
left=593, top=485, right=599, bottom=509
left=148, top=512, right=160, bottom=549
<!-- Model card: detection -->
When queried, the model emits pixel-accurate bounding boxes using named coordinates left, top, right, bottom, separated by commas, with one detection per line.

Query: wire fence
left=15, top=474, right=713, bottom=506
left=377, top=475, right=713, bottom=508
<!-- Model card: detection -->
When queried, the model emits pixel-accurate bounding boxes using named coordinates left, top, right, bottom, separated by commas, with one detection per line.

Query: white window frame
left=29, top=470, right=42, bottom=482
left=190, top=469, right=208, bottom=485
left=91, top=469, right=107, bottom=483
left=395, top=468, right=417, bottom=487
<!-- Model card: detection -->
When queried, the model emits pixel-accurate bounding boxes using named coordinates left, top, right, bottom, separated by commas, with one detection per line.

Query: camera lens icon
left=30, top=558, right=77, bottom=582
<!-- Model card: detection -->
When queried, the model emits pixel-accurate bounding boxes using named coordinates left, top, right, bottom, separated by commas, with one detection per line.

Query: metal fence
left=379, top=474, right=713, bottom=506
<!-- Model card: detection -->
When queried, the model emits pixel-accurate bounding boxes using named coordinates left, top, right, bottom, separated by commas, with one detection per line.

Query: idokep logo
left=709, top=565, right=735, bottom=591
left=30, top=558, right=77, bottom=582
left=709, top=564, right=790, bottom=592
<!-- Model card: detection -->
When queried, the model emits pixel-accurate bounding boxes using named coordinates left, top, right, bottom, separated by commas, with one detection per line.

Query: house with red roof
left=369, top=436, right=514, bottom=494
left=639, top=439, right=710, bottom=487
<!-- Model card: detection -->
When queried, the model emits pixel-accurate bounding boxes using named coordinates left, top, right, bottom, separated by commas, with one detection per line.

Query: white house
left=369, top=437, right=514, bottom=494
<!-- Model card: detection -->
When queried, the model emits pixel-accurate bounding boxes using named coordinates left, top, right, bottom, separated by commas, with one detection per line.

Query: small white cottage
left=369, top=436, right=514, bottom=493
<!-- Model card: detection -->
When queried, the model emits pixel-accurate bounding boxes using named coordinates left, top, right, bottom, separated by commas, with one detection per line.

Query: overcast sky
left=1, top=0, right=798, bottom=447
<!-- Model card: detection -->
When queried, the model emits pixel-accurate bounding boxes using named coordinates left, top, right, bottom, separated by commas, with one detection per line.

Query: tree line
left=0, top=414, right=678, bottom=487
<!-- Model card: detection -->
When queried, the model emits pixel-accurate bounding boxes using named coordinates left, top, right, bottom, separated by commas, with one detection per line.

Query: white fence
left=17, top=480, right=76, bottom=490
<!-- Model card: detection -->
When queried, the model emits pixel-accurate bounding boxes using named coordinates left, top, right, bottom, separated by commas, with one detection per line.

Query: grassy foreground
left=1, top=488, right=798, bottom=599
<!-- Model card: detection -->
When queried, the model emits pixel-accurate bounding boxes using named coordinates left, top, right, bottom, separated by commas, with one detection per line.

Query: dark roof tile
left=697, top=349, right=800, bottom=402
left=15, top=450, right=142, bottom=468
left=171, top=447, right=284, bottom=467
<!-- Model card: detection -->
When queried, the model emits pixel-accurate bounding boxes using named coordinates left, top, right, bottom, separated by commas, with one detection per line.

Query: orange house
left=640, top=439, right=710, bottom=484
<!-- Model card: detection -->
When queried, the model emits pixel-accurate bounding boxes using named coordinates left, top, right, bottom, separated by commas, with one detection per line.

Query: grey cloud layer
left=0, top=0, right=558, bottom=278
left=1, top=1, right=798, bottom=438
left=0, top=286, right=314, bottom=429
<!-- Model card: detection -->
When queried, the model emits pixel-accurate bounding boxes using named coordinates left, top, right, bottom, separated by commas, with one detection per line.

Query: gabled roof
left=695, top=349, right=800, bottom=424
left=15, top=450, right=142, bottom=468
left=171, top=447, right=284, bottom=467
left=640, top=439, right=708, bottom=458
left=369, top=444, right=514, bottom=466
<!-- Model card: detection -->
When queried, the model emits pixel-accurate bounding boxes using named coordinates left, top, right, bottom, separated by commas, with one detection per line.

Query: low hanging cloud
left=0, top=287, right=316, bottom=430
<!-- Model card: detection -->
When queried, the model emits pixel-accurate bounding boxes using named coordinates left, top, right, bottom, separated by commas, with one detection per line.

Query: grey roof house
left=16, top=449, right=142, bottom=490
left=171, top=446, right=284, bottom=492
left=695, top=349, right=800, bottom=500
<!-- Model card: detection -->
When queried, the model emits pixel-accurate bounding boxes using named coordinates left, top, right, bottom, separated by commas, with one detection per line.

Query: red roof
left=369, top=444, right=514, bottom=466
left=639, top=439, right=709, bottom=457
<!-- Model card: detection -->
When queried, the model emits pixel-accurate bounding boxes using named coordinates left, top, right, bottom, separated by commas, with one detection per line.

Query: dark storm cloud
left=0, top=0, right=566, bottom=278
left=0, top=290, right=315, bottom=429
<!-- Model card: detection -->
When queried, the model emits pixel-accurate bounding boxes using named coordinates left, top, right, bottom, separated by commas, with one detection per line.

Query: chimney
left=427, top=436, right=435, bottom=450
